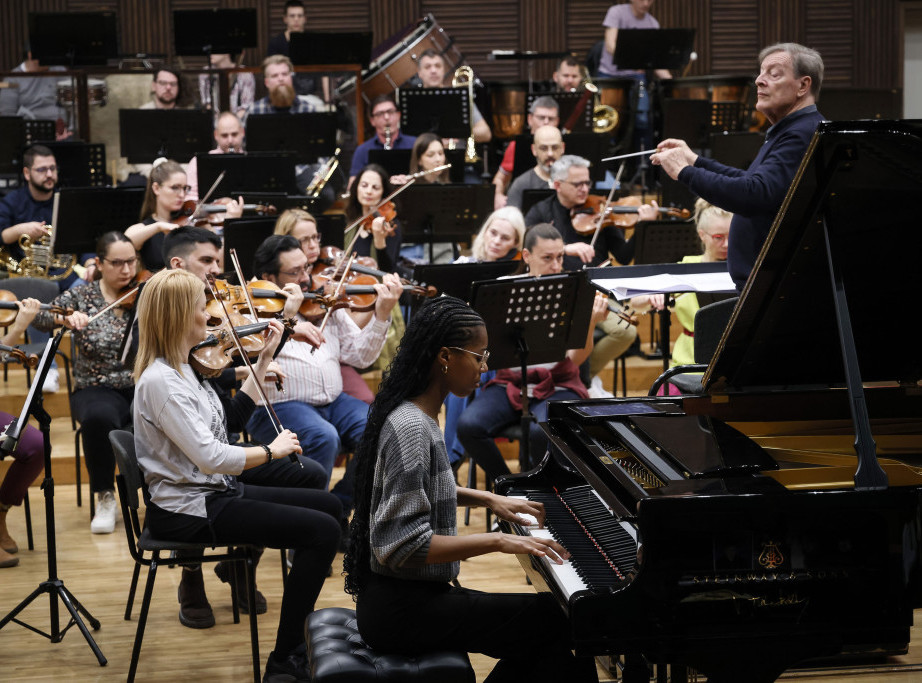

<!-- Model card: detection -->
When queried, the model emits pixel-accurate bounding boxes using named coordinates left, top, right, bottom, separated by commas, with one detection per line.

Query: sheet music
left=594, top=271, right=735, bottom=299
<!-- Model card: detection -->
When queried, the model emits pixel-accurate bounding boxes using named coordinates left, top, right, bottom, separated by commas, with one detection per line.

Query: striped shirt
left=257, top=309, right=390, bottom=407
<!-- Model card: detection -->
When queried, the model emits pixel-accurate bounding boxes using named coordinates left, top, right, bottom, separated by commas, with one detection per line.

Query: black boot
left=178, top=566, right=215, bottom=629
left=215, top=549, right=267, bottom=615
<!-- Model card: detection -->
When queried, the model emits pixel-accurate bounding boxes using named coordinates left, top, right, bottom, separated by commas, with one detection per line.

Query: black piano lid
left=705, top=119, right=922, bottom=392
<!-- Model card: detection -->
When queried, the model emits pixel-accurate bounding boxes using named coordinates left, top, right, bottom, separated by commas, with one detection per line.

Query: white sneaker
left=41, top=371, right=60, bottom=393
left=587, top=374, right=614, bottom=399
left=90, top=490, right=117, bottom=534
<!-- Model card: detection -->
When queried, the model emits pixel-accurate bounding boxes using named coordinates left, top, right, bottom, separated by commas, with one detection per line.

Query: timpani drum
left=57, top=78, right=108, bottom=106
left=336, top=14, right=463, bottom=104
left=489, top=82, right=527, bottom=139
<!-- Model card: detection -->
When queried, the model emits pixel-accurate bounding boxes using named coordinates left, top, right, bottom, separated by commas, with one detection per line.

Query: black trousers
left=356, top=573, right=598, bottom=683
left=70, top=385, right=134, bottom=494
left=147, top=483, right=341, bottom=656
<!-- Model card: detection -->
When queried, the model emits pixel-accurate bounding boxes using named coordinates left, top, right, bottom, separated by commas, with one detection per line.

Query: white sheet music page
left=594, top=271, right=735, bottom=299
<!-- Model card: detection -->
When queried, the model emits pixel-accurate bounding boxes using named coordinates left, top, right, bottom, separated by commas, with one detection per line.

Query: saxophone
left=451, top=66, right=480, bottom=163
left=0, top=231, right=76, bottom=280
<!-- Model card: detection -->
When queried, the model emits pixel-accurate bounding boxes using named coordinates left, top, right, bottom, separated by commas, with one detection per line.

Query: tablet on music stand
left=197, top=153, right=299, bottom=195
left=398, top=88, right=469, bottom=139
left=173, top=9, right=258, bottom=56
left=119, top=110, right=213, bottom=164
left=28, top=12, right=118, bottom=67
left=245, top=113, right=338, bottom=162
left=51, top=187, right=145, bottom=255
left=290, top=32, right=372, bottom=69
left=613, top=29, right=696, bottom=72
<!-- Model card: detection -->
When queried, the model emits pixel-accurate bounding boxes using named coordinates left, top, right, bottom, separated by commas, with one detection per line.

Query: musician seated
left=414, top=48, right=491, bottom=144
left=132, top=269, right=341, bottom=678
left=266, top=0, right=319, bottom=97
left=505, top=125, right=561, bottom=210
left=199, top=53, right=255, bottom=122
left=244, top=55, right=325, bottom=123
left=349, top=95, right=416, bottom=189
left=185, top=111, right=245, bottom=202
left=454, top=206, right=525, bottom=264
left=141, top=68, right=184, bottom=110
left=390, top=133, right=450, bottom=186
left=0, top=298, right=47, bottom=569
left=552, top=55, right=584, bottom=92
left=245, top=234, right=403, bottom=536
left=492, top=96, right=559, bottom=210
left=456, top=223, right=608, bottom=482
left=630, top=199, right=730, bottom=370
left=0, top=45, right=71, bottom=138
left=125, top=158, right=242, bottom=272
left=342, top=295, right=599, bottom=683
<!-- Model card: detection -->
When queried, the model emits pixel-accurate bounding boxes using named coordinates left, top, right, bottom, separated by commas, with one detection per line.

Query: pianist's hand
left=489, top=493, right=547, bottom=528
left=497, top=532, right=570, bottom=566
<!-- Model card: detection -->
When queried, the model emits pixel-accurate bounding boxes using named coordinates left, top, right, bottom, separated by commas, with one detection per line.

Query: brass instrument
left=306, top=147, right=341, bottom=198
left=578, top=67, right=618, bottom=134
left=451, top=66, right=480, bottom=163
left=0, top=231, right=75, bottom=281
left=383, top=124, right=392, bottom=150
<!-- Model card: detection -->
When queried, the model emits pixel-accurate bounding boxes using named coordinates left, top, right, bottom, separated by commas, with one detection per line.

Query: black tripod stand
left=0, top=327, right=106, bottom=665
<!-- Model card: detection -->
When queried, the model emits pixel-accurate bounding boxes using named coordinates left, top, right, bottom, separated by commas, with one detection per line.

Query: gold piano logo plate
left=758, top=541, right=785, bottom=570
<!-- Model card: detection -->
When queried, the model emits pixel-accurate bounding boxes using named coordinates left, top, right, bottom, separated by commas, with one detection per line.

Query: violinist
left=132, top=268, right=340, bottom=679
left=454, top=206, right=525, bottom=264
left=246, top=234, right=403, bottom=543
left=124, top=158, right=242, bottom=272
left=505, top=125, right=561, bottom=210
left=31, top=232, right=140, bottom=534
left=0, top=298, right=47, bottom=569
left=344, top=164, right=401, bottom=273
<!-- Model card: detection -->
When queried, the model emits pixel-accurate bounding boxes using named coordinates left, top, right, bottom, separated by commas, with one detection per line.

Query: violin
left=172, top=199, right=277, bottom=229
left=206, top=277, right=327, bottom=321
left=356, top=200, right=398, bottom=237
left=0, top=291, right=73, bottom=326
left=0, top=343, right=39, bottom=369
left=570, top=195, right=691, bottom=234
left=300, top=268, right=380, bottom=320
left=316, top=246, right=437, bottom=299
left=189, top=317, right=285, bottom=378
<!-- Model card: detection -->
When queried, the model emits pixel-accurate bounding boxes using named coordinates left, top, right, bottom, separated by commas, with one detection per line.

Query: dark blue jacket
left=677, top=105, right=825, bottom=290
left=0, top=185, right=54, bottom=259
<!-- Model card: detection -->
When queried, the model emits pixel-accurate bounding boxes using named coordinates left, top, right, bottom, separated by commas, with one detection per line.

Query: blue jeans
left=455, top=384, right=580, bottom=482
left=246, top=392, right=368, bottom=489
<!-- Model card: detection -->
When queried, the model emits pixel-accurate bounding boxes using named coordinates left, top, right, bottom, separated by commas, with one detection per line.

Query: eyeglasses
left=561, top=180, right=592, bottom=189
left=703, top=233, right=728, bottom=241
left=372, top=108, right=398, bottom=118
left=155, top=80, right=178, bottom=88
left=162, top=184, right=192, bottom=194
left=298, top=234, right=321, bottom=245
left=31, top=165, right=57, bottom=175
left=278, top=264, right=311, bottom=278
left=102, top=257, right=138, bottom=269
left=448, top=346, right=490, bottom=368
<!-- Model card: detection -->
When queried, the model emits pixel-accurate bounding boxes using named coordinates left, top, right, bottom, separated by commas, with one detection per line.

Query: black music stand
left=223, top=217, right=277, bottom=281
left=25, top=120, right=57, bottom=145
left=197, top=153, right=299, bottom=195
left=398, top=88, right=469, bottom=139
left=52, top=187, right=145, bottom=255
left=290, top=32, right=372, bottom=69
left=411, top=260, right=520, bottom=302
left=119, top=109, right=213, bottom=164
left=315, top=214, right=346, bottom=250
left=470, top=271, right=594, bottom=470
left=0, top=329, right=106, bottom=665
left=525, top=91, right=593, bottom=133
left=399, top=184, right=493, bottom=261
left=28, top=12, right=118, bottom=67
left=173, top=9, right=258, bottom=56
left=245, top=113, right=338, bottom=163
left=512, top=132, right=604, bottom=182
left=0, top=117, right=26, bottom=186
left=367, top=149, right=466, bottom=182
left=39, top=141, right=107, bottom=188
left=520, top=188, right=555, bottom=216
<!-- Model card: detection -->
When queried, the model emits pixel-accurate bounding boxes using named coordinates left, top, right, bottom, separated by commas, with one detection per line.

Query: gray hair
left=530, top=95, right=559, bottom=114
left=758, top=43, right=824, bottom=98
left=550, top=154, right=590, bottom=182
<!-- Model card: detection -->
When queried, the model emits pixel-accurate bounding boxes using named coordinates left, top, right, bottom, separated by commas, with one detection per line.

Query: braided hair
left=343, top=296, right=485, bottom=597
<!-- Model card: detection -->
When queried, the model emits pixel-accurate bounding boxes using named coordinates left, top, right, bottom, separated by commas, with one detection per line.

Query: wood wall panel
left=0, top=0, right=907, bottom=90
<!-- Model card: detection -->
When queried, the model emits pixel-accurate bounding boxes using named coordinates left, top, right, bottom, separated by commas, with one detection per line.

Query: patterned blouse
left=33, top=282, right=133, bottom=390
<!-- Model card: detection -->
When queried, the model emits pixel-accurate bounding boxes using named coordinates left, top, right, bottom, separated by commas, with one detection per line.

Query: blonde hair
left=133, top=269, right=206, bottom=381
left=470, top=207, right=526, bottom=261
left=274, top=208, right=317, bottom=236
left=693, top=197, right=732, bottom=255
left=262, top=54, right=293, bottom=78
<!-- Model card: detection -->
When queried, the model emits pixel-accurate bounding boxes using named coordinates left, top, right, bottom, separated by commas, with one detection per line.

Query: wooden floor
left=3, top=361, right=922, bottom=681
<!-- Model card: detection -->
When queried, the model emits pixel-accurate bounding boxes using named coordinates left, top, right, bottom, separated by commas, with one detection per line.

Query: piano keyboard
left=511, top=486, right=638, bottom=596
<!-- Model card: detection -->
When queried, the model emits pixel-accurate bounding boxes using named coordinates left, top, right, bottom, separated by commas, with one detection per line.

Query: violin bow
left=310, top=252, right=356, bottom=355
left=86, top=286, right=140, bottom=323
left=228, top=248, right=284, bottom=393
left=205, top=273, right=302, bottom=467
left=588, top=165, right=625, bottom=249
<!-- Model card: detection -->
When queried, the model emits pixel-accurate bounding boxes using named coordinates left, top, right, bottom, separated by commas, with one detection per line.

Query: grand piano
left=496, top=120, right=922, bottom=682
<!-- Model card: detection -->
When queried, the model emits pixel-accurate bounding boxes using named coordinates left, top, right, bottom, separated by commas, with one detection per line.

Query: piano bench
left=305, top=607, right=475, bottom=683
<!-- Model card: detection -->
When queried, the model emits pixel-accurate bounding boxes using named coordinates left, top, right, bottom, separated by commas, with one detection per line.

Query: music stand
left=708, top=131, right=764, bottom=169
left=662, top=98, right=711, bottom=150
left=245, top=113, right=338, bottom=162
left=39, top=141, right=106, bottom=188
left=0, top=329, right=106, bottom=665
left=197, top=153, right=299, bottom=195
left=173, top=9, right=258, bottom=56
left=398, top=88, right=469, bottom=139
left=520, top=188, right=555, bottom=216
left=0, top=117, right=25, bottom=186
left=411, top=260, right=520, bottom=302
left=223, top=217, right=277, bottom=281
left=25, top=120, right=57, bottom=145
left=512, top=132, right=604, bottom=182
left=525, top=91, right=593, bottom=133
left=315, top=214, right=346, bottom=249
left=119, top=110, right=213, bottom=164
left=469, top=271, right=595, bottom=470
left=399, top=184, right=493, bottom=261
left=28, top=12, right=118, bottom=67
left=290, top=32, right=372, bottom=69
left=51, top=187, right=144, bottom=254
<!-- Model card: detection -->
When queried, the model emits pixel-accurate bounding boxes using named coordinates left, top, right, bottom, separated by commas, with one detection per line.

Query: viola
left=0, top=291, right=73, bottom=326
left=570, top=195, right=691, bottom=234
left=0, top=342, right=39, bottom=369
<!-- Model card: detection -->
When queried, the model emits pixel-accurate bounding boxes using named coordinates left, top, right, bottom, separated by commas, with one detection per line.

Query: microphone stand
left=0, top=327, right=106, bottom=665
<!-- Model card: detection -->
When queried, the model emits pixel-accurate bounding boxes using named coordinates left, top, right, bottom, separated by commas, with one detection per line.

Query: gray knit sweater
left=369, top=401, right=460, bottom=582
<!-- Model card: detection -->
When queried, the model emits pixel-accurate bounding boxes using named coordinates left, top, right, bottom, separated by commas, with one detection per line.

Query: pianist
left=344, top=295, right=599, bottom=683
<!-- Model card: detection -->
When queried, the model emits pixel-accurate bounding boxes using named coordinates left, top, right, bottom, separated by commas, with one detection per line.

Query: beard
left=28, top=174, right=54, bottom=196
left=269, top=84, right=296, bottom=109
